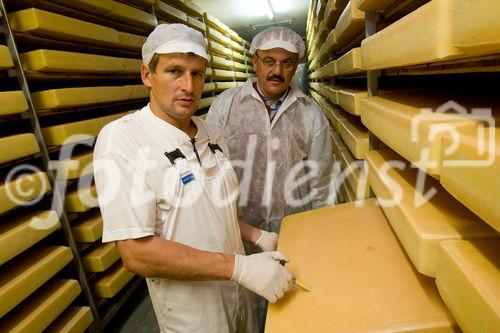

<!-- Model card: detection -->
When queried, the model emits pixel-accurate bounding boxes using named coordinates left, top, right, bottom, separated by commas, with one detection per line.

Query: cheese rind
left=0, top=45, right=14, bottom=69
left=338, top=118, right=369, bottom=159
left=32, top=86, right=130, bottom=109
left=0, top=133, right=39, bottom=164
left=92, top=261, right=135, bottom=298
left=45, top=306, right=93, bottom=333
left=0, top=172, right=51, bottom=214
left=82, top=242, right=120, bottom=272
left=0, top=91, right=28, bottom=115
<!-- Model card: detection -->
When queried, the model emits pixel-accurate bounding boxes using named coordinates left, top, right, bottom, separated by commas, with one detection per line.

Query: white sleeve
left=93, top=124, right=157, bottom=242
left=308, top=105, right=334, bottom=208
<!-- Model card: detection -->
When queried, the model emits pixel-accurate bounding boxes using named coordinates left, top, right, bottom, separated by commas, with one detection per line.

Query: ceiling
left=191, top=0, right=310, bottom=42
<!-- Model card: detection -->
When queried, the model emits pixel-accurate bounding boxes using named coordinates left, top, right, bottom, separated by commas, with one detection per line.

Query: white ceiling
left=191, top=0, right=310, bottom=42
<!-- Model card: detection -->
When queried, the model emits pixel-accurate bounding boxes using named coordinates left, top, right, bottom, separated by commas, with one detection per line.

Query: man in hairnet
left=207, top=27, right=334, bottom=249
left=94, top=24, right=293, bottom=332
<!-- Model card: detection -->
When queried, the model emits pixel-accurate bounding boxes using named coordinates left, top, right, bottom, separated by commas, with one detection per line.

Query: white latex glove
left=255, top=230, right=279, bottom=252
left=231, top=251, right=292, bottom=303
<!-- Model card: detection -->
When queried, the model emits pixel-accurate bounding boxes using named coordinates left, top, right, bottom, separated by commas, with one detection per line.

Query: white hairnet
left=250, top=27, right=305, bottom=58
left=142, top=23, right=208, bottom=65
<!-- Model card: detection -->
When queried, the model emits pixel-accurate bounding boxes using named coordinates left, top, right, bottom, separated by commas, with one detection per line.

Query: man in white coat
left=207, top=27, right=334, bottom=239
left=93, top=24, right=292, bottom=333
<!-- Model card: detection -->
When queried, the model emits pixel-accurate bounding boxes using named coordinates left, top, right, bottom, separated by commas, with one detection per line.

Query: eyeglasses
left=255, top=53, right=295, bottom=70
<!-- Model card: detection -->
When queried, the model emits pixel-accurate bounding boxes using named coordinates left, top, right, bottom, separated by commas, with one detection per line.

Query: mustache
left=267, top=75, right=284, bottom=82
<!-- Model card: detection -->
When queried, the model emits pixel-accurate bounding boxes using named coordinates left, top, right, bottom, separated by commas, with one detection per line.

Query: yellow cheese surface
left=212, top=69, right=235, bottom=79
left=203, top=82, right=216, bottom=92
left=0, top=279, right=81, bottom=332
left=42, top=111, right=129, bottom=146
left=0, top=172, right=51, bottom=214
left=65, top=185, right=98, bottom=213
left=232, top=51, right=246, bottom=61
left=92, top=261, right=135, bottom=298
left=126, top=84, right=149, bottom=99
left=0, top=45, right=13, bottom=69
left=72, top=210, right=103, bottom=243
left=440, top=127, right=500, bottom=231
left=187, top=16, right=206, bottom=32
left=0, top=246, right=72, bottom=317
left=154, top=1, right=187, bottom=22
left=338, top=178, right=356, bottom=203
left=9, top=8, right=119, bottom=46
left=230, top=39, right=245, bottom=52
left=82, top=242, right=120, bottom=272
left=49, top=0, right=112, bottom=14
left=340, top=149, right=370, bottom=200
left=360, top=91, right=484, bottom=176
left=338, top=87, right=367, bottom=116
left=121, top=57, right=142, bottom=73
left=199, top=96, right=216, bottom=110
left=335, top=1, right=365, bottom=47
left=452, top=0, right=500, bottom=56
left=356, top=0, right=396, bottom=11
left=0, top=90, right=28, bottom=116
left=55, top=151, right=93, bottom=180
left=436, top=240, right=500, bottom=333
left=338, top=118, right=369, bottom=159
left=361, top=0, right=464, bottom=70
left=204, top=13, right=230, bottom=34
left=117, top=31, right=146, bottom=50
left=32, top=86, right=130, bottom=109
left=211, top=55, right=233, bottom=69
left=266, top=199, right=457, bottom=332
left=45, top=306, right=93, bottom=333
left=107, top=1, right=157, bottom=29
left=0, top=210, right=60, bottom=265
left=208, top=27, right=231, bottom=46
left=366, top=149, right=499, bottom=277
left=331, top=130, right=348, bottom=156
left=21, top=49, right=123, bottom=73
left=336, top=47, right=363, bottom=75
left=0, top=133, right=39, bottom=165
left=215, top=82, right=238, bottom=90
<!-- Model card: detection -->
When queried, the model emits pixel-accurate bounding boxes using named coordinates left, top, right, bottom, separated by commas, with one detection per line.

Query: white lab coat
left=94, top=106, right=256, bottom=332
left=207, top=78, right=334, bottom=233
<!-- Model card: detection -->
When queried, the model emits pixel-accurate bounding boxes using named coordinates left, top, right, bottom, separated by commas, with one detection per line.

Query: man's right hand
left=231, top=251, right=293, bottom=303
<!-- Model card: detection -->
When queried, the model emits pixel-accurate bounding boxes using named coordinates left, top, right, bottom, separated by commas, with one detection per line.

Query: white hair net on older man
left=250, top=27, right=305, bottom=58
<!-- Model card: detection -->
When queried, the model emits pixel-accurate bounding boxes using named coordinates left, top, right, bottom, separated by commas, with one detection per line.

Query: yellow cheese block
left=211, top=55, right=233, bottom=69
left=205, top=67, right=213, bottom=77
left=452, top=0, right=500, bottom=56
left=440, top=127, right=500, bottom=231
left=71, top=210, right=103, bottom=243
left=42, top=111, right=129, bottom=146
left=92, top=261, right=135, bottom=298
left=0, top=171, right=51, bottom=214
left=338, top=88, right=367, bottom=116
left=366, top=149, right=499, bottom=277
left=436, top=240, right=500, bottom=333
left=230, top=39, right=245, bottom=53
left=319, top=84, right=338, bottom=105
left=215, top=82, right=238, bottom=90
left=329, top=106, right=348, bottom=132
left=198, top=96, right=216, bottom=110
left=204, top=13, right=230, bottom=35
left=266, top=199, right=457, bottom=332
left=338, top=178, right=356, bottom=203
left=309, top=82, right=320, bottom=93
left=187, top=16, right=206, bottom=32
left=335, top=1, right=365, bottom=47
left=106, top=1, right=157, bottom=29
left=49, top=0, right=112, bottom=14
left=21, top=49, right=123, bottom=73
left=121, top=58, right=142, bottom=73
left=82, top=242, right=120, bottom=272
left=316, top=20, right=328, bottom=44
left=183, top=0, right=204, bottom=17
left=0, top=45, right=13, bottom=69
left=0, top=279, right=81, bottom=332
left=117, top=31, right=146, bottom=50
left=202, top=82, right=216, bottom=93
left=55, top=151, right=93, bottom=180
left=126, top=85, right=149, bottom=99
left=0, top=210, right=60, bottom=265
left=321, top=60, right=336, bottom=77
left=0, top=90, right=28, bottom=115
left=356, top=0, right=396, bottom=11
left=209, top=40, right=232, bottom=57
left=208, top=28, right=231, bottom=46
left=0, top=133, right=39, bottom=164
left=65, top=185, right=98, bottom=213
left=338, top=118, right=369, bottom=159
left=45, top=306, right=93, bottom=333
left=9, top=8, right=119, bottom=46
left=0, top=246, right=72, bottom=317
left=212, top=69, right=235, bottom=79
left=154, top=1, right=187, bottom=22
left=233, top=61, right=246, bottom=71
left=32, top=86, right=130, bottom=109
left=339, top=149, right=370, bottom=200
left=331, top=130, right=348, bottom=155
left=360, top=91, right=484, bottom=176
left=361, top=0, right=464, bottom=70
left=336, top=47, right=363, bottom=75
left=323, top=29, right=337, bottom=55
left=232, top=51, right=246, bottom=61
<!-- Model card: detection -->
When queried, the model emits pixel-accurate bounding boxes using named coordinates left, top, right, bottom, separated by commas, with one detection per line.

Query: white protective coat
left=207, top=78, right=334, bottom=233
left=94, top=106, right=255, bottom=332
